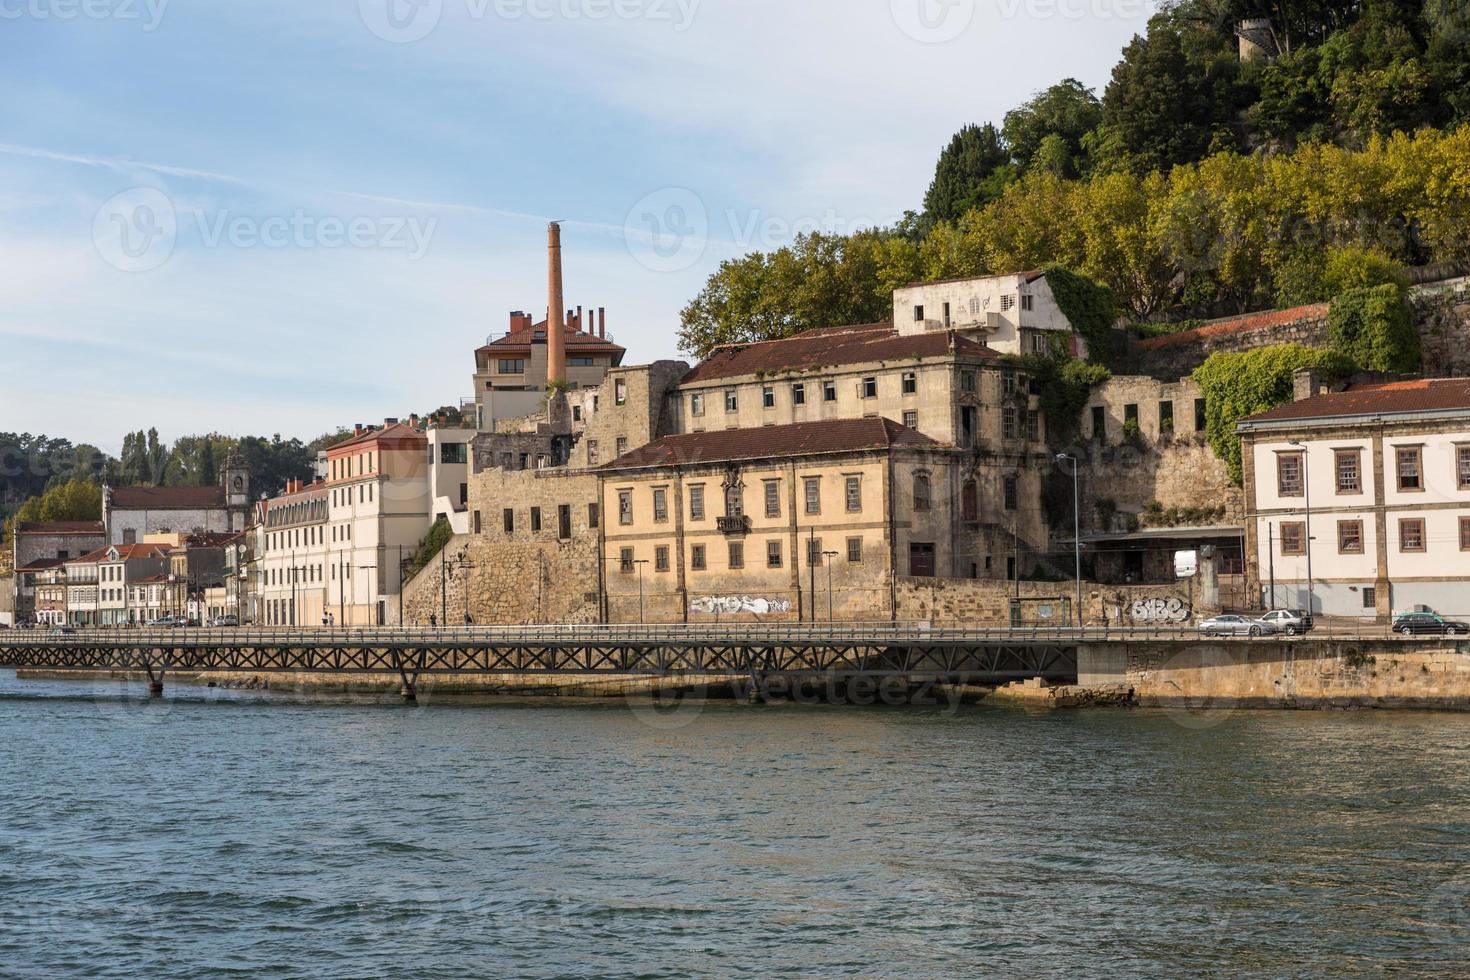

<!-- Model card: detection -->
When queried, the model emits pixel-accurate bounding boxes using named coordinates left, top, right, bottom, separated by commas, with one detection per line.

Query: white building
left=891, top=271, right=1080, bottom=358
left=427, top=428, right=477, bottom=534
left=324, top=420, right=431, bottom=625
left=256, top=479, right=331, bottom=626
left=1239, top=374, right=1470, bottom=619
left=104, top=453, right=252, bottom=545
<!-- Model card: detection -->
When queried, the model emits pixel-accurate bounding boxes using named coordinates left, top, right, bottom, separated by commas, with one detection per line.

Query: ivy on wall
left=1192, top=344, right=1355, bottom=485
left=1327, top=283, right=1420, bottom=373
left=1042, top=265, right=1120, bottom=366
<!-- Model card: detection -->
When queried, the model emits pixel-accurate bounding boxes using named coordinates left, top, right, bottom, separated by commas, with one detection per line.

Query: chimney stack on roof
left=547, top=222, right=567, bottom=387
left=599, top=307, right=606, bottom=339
left=354, top=423, right=364, bottom=436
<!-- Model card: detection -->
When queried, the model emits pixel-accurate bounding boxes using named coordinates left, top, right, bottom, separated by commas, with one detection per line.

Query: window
left=653, top=488, right=668, bottom=523
left=615, top=437, right=628, bottom=457
left=618, top=491, right=633, bottom=525
left=1194, top=398, right=1207, bottom=431
left=1091, top=406, right=1105, bottom=440
left=962, top=371, right=977, bottom=394
left=689, top=485, right=705, bottom=520
left=1397, top=447, right=1423, bottom=491
left=503, top=508, right=515, bottom=534
left=691, top=544, right=706, bottom=570
left=728, top=542, right=744, bottom=569
left=807, top=538, right=824, bottom=567
left=909, top=542, right=936, bottom=577
left=690, top=393, right=704, bottom=417
left=1400, top=518, right=1426, bottom=552
left=1460, top=445, right=1470, bottom=490
left=620, top=548, right=635, bottom=573
left=439, top=442, right=467, bottom=464
left=961, top=480, right=978, bottom=522
left=587, top=440, right=599, bottom=466
left=847, top=537, right=863, bottom=563
left=1021, top=294, right=1034, bottom=311
left=655, top=546, right=670, bottom=573
left=823, top=380, right=837, bottom=402
left=724, top=389, right=738, bottom=413
left=1003, top=475, right=1018, bottom=511
left=1159, top=401, right=1174, bottom=432
left=1335, top=449, right=1362, bottom=494
left=845, top=476, right=862, bottom=513
left=1124, top=404, right=1139, bottom=427
left=1461, top=516, right=1470, bottom=552
left=803, top=477, right=821, bottom=515
left=531, top=507, right=542, bottom=533
left=1001, top=294, right=1016, bottom=311
left=1280, top=522, right=1305, bottom=556
left=767, top=540, right=783, bottom=568
left=1338, top=520, right=1364, bottom=554
left=473, top=510, right=482, bottom=535
left=861, top=377, right=877, bottom=399
left=1002, top=406, right=1017, bottom=439
left=1002, top=372, right=1016, bottom=396
left=569, top=356, right=595, bottom=367
left=497, top=359, right=525, bottom=374
left=762, top=386, right=775, bottom=409
left=1029, top=333, right=1049, bottom=355
left=724, top=484, right=744, bottom=518
left=902, top=371, right=917, bottom=395
left=903, top=410, right=918, bottom=429
left=764, top=480, right=781, bottom=518
left=615, top=380, right=627, bottom=405
left=792, top=383, right=805, bottom=406
left=588, top=503, right=600, bottom=529
left=942, top=302, right=951, bottom=327
left=1026, top=410, right=1040, bottom=442
left=1363, top=587, right=1377, bottom=609
left=1278, top=453, right=1304, bottom=497
left=572, top=405, right=582, bottom=422
left=914, top=305, right=924, bottom=322
left=913, top=473, right=932, bottom=512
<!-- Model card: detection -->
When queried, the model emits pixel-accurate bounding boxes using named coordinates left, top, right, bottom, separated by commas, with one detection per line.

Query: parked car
left=49, top=626, right=77, bottom=636
left=1258, top=609, right=1316, bottom=636
left=147, top=616, right=185, bottom=628
left=1392, top=612, right=1470, bottom=636
left=207, top=616, right=238, bottom=628
left=1198, top=614, right=1277, bottom=637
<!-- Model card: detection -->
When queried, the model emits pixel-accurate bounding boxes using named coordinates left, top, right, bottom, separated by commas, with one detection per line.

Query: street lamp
left=632, top=559, right=649, bottom=624
left=822, top=550, right=839, bottom=623
left=1288, top=441, right=1315, bottom=616
left=443, top=549, right=477, bottom=627
left=1056, top=453, right=1084, bottom=627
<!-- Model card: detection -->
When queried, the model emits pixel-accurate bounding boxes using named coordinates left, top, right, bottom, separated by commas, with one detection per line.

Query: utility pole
left=1056, top=453, right=1084, bottom=627
left=397, top=544, right=404, bottom=626
left=1289, top=441, right=1315, bottom=615
left=1268, top=523, right=1277, bottom=610
left=823, top=550, right=839, bottom=623
left=807, top=526, right=816, bottom=623
left=634, top=558, right=649, bottom=623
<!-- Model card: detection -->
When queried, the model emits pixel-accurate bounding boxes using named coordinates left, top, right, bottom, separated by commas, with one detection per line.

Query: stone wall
left=895, top=576, right=1197, bottom=627
left=1079, top=638, right=1470, bottom=709
left=1413, top=279, right=1470, bottom=378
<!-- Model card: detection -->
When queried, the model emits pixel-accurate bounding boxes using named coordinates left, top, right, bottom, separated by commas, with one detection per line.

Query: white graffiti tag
left=1129, top=596, right=1191, bottom=624
left=690, top=595, right=793, bottom=617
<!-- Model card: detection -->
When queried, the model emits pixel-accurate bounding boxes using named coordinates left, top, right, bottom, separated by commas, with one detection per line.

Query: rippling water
left=2, top=670, right=1469, bottom=978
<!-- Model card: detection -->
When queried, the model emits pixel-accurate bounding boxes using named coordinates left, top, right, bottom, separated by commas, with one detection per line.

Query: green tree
left=922, top=123, right=1015, bottom=223
left=1096, top=19, right=1224, bottom=174
left=1327, top=283, right=1420, bottom=372
left=1002, top=78, right=1102, bottom=174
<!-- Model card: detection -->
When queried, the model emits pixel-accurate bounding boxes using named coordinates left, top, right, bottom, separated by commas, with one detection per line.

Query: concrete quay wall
left=1079, top=638, right=1470, bottom=709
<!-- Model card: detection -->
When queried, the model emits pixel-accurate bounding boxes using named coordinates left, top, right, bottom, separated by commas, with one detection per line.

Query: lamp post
left=443, top=549, right=477, bottom=627
left=822, top=550, right=839, bottom=623
left=633, top=559, right=649, bottom=624
left=1288, top=441, right=1315, bottom=615
left=1056, top=453, right=1084, bottom=627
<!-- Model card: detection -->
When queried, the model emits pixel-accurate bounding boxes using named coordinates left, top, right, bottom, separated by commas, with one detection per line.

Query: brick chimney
left=547, top=222, right=567, bottom=387
left=354, top=423, right=364, bottom=436
left=598, top=306, right=606, bottom=339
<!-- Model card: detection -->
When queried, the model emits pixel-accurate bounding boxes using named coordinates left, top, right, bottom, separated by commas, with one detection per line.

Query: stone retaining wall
left=896, top=577, right=1196, bottom=627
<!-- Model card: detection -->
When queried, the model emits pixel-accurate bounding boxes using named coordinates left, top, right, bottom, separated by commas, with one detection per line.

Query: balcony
left=716, top=515, right=751, bottom=536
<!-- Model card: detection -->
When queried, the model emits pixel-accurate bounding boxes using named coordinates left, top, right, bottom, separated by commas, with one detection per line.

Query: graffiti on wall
left=1128, top=596, right=1191, bottom=624
left=690, top=595, right=793, bottom=617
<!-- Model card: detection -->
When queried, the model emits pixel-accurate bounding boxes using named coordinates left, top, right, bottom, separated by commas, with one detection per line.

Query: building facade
left=1240, top=375, right=1470, bottom=619
left=256, top=479, right=330, bottom=626
left=10, top=521, right=106, bottom=623
left=891, top=271, right=1078, bottom=357
left=103, top=453, right=251, bottom=545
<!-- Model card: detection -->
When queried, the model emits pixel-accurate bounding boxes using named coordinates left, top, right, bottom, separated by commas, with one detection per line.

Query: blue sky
left=0, top=0, right=1152, bottom=451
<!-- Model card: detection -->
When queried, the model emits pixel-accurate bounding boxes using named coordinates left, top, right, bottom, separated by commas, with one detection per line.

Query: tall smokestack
left=547, top=222, right=567, bottom=387
left=599, top=307, right=606, bottom=339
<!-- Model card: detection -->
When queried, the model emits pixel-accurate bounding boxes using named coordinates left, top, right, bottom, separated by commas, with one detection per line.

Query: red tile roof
left=600, top=417, right=937, bottom=471
left=68, top=543, right=171, bottom=565
left=108, top=485, right=226, bottom=510
left=326, top=421, right=427, bottom=454
left=479, top=320, right=626, bottom=356
left=1243, top=378, right=1470, bottom=425
left=15, top=558, right=66, bottom=574
left=1137, top=303, right=1330, bottom=351
left=13, top=521, right=105, bottom=536
left=680, top=325, right=997, bottom=385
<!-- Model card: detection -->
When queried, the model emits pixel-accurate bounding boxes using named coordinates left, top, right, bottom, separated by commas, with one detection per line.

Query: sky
left=0, top=0, right=1155, bottom=453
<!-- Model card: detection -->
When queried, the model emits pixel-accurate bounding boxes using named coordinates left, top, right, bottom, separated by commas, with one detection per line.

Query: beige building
left=256, top=479, right=331, bottom=626
left=1240, top=375, right=1470, bottom=619
left=324, top=421, right=431, bottom=625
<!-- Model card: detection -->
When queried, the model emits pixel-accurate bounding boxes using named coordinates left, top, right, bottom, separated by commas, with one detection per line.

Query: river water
left=1, top=671, right=1468, bottom=979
